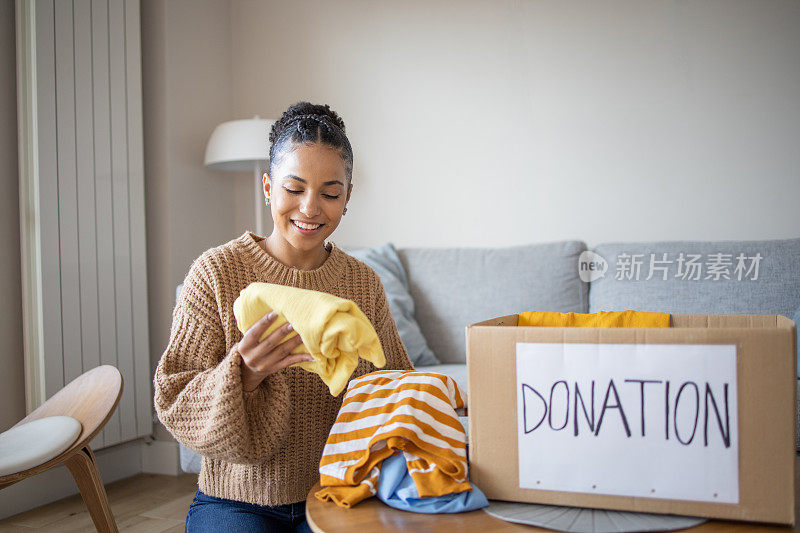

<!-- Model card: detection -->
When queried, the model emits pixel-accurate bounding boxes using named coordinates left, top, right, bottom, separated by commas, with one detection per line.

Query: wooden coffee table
left=306, top=456, right=799, bottom=532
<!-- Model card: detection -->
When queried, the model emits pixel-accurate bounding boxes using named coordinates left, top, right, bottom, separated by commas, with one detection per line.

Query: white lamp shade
left=204, top=117, right=275, bottom=171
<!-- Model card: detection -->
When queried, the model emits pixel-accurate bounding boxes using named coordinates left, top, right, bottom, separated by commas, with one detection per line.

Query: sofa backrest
left=588, top=238, right=800, bottom=318
left=396, top=241, right=588, bottom=364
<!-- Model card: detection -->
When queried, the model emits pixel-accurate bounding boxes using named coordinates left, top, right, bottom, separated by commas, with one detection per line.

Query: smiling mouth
left=292, top=220, right=324, bottom=231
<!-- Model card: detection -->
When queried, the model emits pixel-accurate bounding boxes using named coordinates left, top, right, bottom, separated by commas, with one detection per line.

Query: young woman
left=154, top=102, right=414, bottom=532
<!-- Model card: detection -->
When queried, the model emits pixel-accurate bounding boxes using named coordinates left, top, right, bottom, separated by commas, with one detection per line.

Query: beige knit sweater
left=154, top=231, right=414, bottom=506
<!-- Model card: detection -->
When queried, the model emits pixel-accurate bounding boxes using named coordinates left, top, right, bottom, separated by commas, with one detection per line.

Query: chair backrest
left=14, top=365, right=123, bottom=449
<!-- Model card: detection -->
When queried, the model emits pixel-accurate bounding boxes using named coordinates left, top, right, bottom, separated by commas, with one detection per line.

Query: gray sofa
left=175, top=237, right=800, bottom=473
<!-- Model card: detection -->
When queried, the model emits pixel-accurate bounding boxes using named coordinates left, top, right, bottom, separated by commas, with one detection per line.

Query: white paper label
left=516, top=343, right=738, bottom=503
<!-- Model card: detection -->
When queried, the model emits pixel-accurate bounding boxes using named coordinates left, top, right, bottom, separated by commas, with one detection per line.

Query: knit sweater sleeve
left=153, top=256, right=291, bottom=464
left=371, top=274, right=415, bottom=371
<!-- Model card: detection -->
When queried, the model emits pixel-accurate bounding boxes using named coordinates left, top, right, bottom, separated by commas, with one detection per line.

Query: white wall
left=142, top=0, right=243, bottom=385
left=229, top=0, right=800, bottom=249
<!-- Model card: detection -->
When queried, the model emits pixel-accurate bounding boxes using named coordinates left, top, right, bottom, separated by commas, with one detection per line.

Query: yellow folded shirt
left=518, top=310, right=671, bottom=328
left=233, top=282, right=386, bottom=396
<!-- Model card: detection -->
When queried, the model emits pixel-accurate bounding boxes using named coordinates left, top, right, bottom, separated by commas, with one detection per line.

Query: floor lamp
left=204, top=116, right=276, bottom=236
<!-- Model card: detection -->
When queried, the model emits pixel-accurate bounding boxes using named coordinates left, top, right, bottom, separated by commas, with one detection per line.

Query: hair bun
left=269, top=102, right=346, bottom=144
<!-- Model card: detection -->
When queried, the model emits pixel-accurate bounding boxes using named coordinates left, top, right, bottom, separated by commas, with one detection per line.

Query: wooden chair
left=0, top=365, right=123, bottom=532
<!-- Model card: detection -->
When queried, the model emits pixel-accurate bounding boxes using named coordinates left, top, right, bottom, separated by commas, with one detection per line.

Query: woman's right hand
left=237, top=311, right=314, bottom=392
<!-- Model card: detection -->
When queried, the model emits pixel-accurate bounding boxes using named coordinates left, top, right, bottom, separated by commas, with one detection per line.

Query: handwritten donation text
left=516, top=343, right=738, bottom=503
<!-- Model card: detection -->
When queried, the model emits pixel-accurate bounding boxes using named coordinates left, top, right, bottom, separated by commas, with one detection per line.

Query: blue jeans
left=185, top=490, right=313, bottom=533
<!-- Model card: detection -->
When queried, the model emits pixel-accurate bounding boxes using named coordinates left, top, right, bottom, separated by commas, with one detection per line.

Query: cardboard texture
left=465, top=314, right=797, bottom=525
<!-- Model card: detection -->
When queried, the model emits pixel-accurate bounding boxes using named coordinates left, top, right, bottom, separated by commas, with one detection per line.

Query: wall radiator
left=16, top=0, right=151, bottom=449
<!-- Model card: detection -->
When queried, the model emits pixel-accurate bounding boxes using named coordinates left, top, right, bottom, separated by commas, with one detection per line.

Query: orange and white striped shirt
left=314, top=369, right=471, bottom=508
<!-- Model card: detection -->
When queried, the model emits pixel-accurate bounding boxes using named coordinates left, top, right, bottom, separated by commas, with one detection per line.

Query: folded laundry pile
left=315, top=369, right=487, bottom=513
left=376, top=449, right=488, bottom=513
left=518, top=309, right=671, bottom=328
left=232, top=282, right=386, bottom=396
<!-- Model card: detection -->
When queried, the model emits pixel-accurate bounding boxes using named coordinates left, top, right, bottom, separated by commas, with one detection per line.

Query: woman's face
left=264, top=142, right=352, bottom=257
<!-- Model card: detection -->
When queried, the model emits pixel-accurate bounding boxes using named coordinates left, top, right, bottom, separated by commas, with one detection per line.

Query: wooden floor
left=0, top=473, right=197, bottom=532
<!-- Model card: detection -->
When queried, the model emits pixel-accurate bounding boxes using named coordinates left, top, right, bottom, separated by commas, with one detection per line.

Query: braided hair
left=268, top=102, right=353, bottom=182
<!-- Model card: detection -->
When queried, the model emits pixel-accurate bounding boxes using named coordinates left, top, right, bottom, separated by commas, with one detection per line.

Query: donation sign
left=516, top=343, right=738, bottom=503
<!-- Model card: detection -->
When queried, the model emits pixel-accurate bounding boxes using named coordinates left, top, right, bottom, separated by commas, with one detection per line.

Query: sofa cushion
left=346, top=243, right=439, bottom=366
left=589, top=238, right=800, bottom=318
left=397, top=241, right=588, bottom=364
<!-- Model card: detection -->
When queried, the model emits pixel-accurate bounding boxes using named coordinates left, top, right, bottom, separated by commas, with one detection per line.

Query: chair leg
left=65, top=446, right=118, bottom=533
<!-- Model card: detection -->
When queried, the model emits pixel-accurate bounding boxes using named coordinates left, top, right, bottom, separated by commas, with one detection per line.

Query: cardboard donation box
left=465, top=314, right=797, bottom=525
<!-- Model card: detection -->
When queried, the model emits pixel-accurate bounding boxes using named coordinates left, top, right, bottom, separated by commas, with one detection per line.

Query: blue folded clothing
left=376, top=451, right=489, bottom=514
